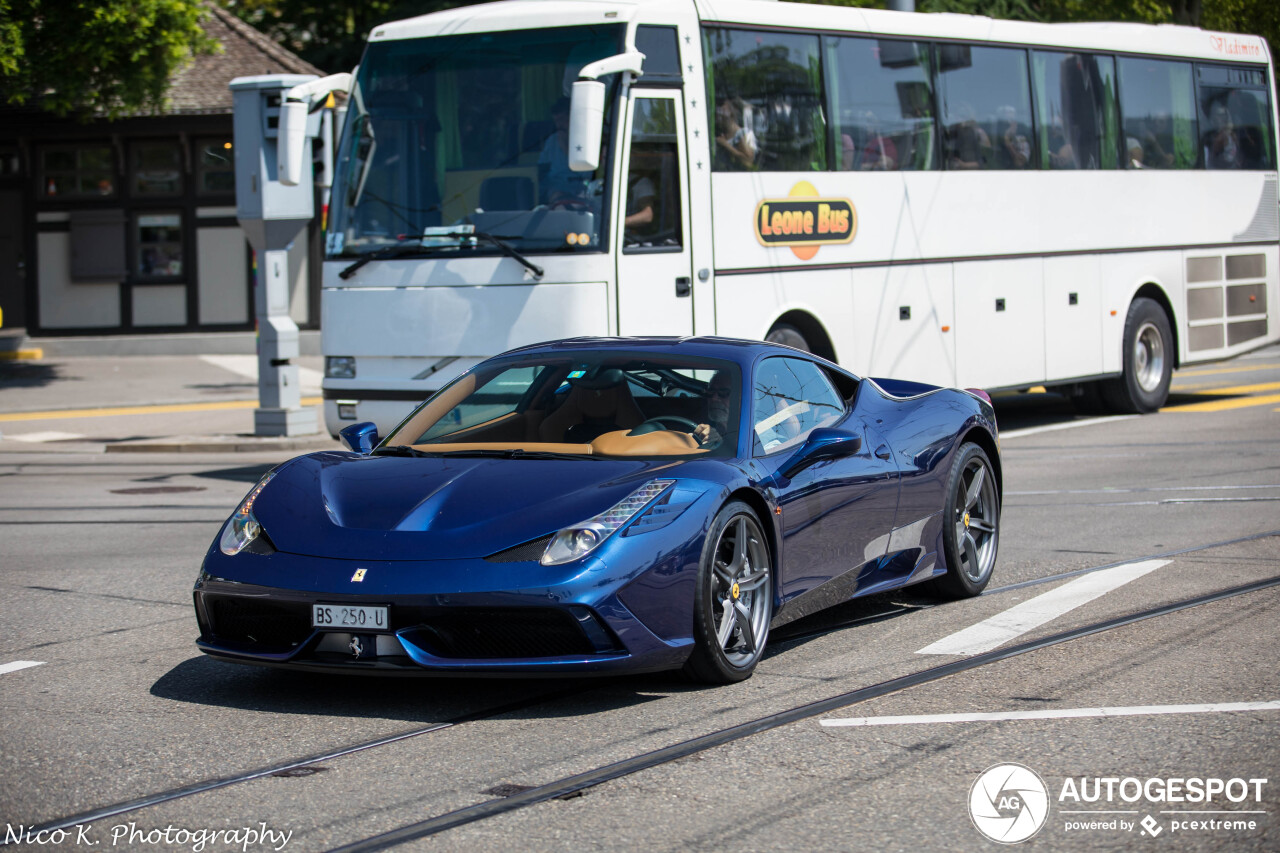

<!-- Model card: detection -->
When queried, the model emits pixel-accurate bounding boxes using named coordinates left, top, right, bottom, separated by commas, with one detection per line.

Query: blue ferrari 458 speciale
left=194, top=337, right=1001, bottom=683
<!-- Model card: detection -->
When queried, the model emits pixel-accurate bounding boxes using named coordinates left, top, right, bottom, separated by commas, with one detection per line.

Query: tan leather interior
left=537, top=381, right=646, bottom=442
left=408, top=430, right=706, bottom=457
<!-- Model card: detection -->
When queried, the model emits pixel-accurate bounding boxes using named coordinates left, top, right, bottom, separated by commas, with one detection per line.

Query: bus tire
left=765, top=323, right=810, bottom=353
left=1100, top=297, right=1172, bottom=414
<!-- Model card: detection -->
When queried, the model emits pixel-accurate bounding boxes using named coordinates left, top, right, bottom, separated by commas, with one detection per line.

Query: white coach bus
left=306, top=0, right=1279, bottom=436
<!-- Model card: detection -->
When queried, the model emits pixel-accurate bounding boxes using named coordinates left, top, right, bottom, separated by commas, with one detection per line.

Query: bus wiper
left=340, top=231, right=544, bottom=281
left=469, top=231, right=544, bottom=279
left=339, top=243, right=446, bottom=280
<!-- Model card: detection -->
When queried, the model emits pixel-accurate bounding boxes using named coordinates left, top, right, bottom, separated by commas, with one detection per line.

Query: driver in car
left=693, top=371, right=733, bottom=449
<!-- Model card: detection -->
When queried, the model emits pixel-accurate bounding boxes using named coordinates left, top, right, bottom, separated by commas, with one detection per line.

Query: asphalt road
left=0, top=347, right=1276, bottom=852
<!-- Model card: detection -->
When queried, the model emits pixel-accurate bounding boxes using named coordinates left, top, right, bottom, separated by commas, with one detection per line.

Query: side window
left=1117, top=57, right=1198, bottom=169
left=752, top=357, right=845, bottom=456
left=705, top=27, right=826, bottom=172
left=1196, top=64, right=1274, bottom=170
left=937, top=44, right=1034, bottom=170
left=827, top=37, right=936, bottom=171
left=1032, top=52, right=1120, bottom=169
left=624, top=98, right=683, bottom=250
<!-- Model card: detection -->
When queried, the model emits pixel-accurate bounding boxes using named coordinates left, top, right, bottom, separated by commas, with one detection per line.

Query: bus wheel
left=1101, top=297, right=1173, bottom=413
left=765, top=323, right=810, bottom=352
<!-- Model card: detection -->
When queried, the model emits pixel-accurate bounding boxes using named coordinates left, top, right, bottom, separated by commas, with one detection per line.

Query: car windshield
left=382, top=354, right=743, bottom=458
left=326, top=25, right=624, bottom=259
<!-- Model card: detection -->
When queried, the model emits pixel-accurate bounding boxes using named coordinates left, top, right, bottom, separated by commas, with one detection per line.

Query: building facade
left=0, top=5, right=325, bottom=339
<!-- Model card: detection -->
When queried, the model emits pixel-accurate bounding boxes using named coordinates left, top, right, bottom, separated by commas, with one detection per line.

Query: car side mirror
left=339, top=421, right=379, bottom=454
left=780, top=427, right=862, bottom=480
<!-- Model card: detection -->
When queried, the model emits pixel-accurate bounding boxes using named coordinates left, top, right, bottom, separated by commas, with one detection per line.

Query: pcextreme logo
left=753, top=181, right=856, bottom=260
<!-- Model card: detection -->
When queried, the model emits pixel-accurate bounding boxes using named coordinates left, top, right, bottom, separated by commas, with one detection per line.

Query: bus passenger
left=1204, top=98, right=1242, bottom=169
left=538, top=98, right=588, bottom=203
left=714, top=97, right=758, bottom=170
left=946, top=103, right=993, bottom=169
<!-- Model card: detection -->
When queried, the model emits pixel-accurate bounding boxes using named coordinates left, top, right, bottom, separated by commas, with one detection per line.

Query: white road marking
left=6, top=431, right=86, bottom=443
left=916, top=559, right=1170, bottom=656
left=821, top=700, right=1280, bottom=727
left=1009, top=484, right=1280, bottom=496
left=0, top=660, right=45, bottom=675
left=200, top=354, right=323, bottom=395
left=1000, top=415, right=1137, bottom=439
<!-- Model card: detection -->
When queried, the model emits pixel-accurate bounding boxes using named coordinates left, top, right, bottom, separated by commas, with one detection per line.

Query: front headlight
left=219, top=470, right=277, bottom=556
left=541, top=479, right=674, bottom=566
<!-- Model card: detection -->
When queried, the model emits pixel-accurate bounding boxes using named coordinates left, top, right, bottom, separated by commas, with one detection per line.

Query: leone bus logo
left=969, top=763, right=1051, bottom=844
left=753, top=181, right=856, bottom=260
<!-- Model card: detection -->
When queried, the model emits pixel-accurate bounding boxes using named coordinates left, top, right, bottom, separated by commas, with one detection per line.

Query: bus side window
left=705, top=27, right=826, bottom=172
left=624, top=99, right=683, bottom=250
left=1117, top=57, right=1199, bottom=170
left=1195, top=65, right=1275, bottom=171
left=937, top=44, right=1033, bottom=171
left=826, top=37, right=936, bottom=172
left=1032, top=52, right=1120, bottom=170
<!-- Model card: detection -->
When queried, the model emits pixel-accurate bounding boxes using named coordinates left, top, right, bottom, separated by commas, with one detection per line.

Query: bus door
left=616, top=91, right=694, bottom=336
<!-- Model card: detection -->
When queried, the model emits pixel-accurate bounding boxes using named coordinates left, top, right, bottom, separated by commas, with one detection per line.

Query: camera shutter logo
left=969, top=763, right=1050, bottom=843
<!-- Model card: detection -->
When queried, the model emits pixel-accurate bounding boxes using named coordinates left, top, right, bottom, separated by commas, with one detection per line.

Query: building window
left=40, top=145, right=115, bottom=198
left=0, top=147, right=21, bottom=177
left=136, top=212, right=184, bottom=279
left=197, top=138, right=235, bottom=194
left=132, top=141, right=183, bottom=196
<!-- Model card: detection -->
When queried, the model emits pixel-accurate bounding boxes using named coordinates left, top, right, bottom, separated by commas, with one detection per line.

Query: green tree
left=0, top=0, right=215, bottom=118
left=220, top=0, right=474, bottom=73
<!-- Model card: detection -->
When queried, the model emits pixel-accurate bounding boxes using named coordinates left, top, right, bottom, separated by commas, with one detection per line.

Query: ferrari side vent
left=484, top=535, right=554, bottom=563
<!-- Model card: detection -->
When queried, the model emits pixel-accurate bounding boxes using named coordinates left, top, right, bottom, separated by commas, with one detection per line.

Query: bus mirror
left=277, top=99, right=308, bottom=186
left=568, top=79, right=605, bottom=172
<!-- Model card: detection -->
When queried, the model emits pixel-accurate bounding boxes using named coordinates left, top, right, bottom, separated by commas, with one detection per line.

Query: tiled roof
left=165, top=4, right=326, bottom=115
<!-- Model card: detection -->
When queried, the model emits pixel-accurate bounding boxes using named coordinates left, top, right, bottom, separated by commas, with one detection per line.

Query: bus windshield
left=326, top=24, right=625, bottom=259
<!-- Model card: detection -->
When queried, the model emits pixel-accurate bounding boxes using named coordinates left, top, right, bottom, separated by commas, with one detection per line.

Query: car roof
left=501, top=336, right=821, bottom=367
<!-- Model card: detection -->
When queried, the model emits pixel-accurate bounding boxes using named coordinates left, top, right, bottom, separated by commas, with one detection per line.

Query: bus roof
left=369, top=0, right=1270, bottom=67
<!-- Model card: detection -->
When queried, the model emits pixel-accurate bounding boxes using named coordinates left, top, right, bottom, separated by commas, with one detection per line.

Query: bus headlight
left=326, top=356, right=356, bottom=379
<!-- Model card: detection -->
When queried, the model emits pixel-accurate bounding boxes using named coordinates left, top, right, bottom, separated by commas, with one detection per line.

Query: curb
left=0, top=348, right=44, bottom=361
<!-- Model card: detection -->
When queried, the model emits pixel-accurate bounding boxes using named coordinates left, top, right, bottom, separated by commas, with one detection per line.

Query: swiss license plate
left=312, top=604, right=389, bottom=631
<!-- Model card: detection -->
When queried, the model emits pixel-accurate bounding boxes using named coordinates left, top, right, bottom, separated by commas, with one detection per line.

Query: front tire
left=684, top=501, right=773, bottom=684
left=1100, top=297, right=1173, bottom=413
left=931, top=443, right=1000, bottom=600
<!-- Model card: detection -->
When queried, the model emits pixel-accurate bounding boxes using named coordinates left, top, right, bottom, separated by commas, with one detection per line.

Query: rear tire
left=765, top=323, right=810, bottom=353
left=1100, top=297, right=1173, bottom=414
left=684, top=501, right=773, bottom=684
left=931, top=443, right=1000, bottom=600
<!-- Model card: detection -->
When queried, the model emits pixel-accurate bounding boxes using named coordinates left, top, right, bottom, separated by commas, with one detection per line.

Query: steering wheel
left=628, top=415, right=699, bottom=436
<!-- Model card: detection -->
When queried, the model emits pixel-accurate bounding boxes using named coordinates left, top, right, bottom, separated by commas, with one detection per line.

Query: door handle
left=875, top=445, right=891, bottom=461
left=675, top=276, right=692, bottom=297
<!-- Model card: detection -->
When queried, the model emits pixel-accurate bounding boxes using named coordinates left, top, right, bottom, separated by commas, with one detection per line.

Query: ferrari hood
left=251, top=451, right=680, bottom=560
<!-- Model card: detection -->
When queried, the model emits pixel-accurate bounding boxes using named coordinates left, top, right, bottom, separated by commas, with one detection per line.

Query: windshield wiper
left=434, top=448, right=603, bottom=461
left=339, top=231, right=545, bottom=281
left=373, top=445, right=441, bottom=458
left=339, top=243, right=448, bottom=280
left=469, top=231, right=544, bottom=279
